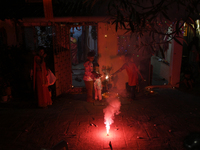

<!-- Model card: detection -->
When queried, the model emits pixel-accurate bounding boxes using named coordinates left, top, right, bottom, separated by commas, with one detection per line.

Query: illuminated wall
left=151, top=36, right=173, bottom=84
left=98, top=23, right=151, bottom=90
left=151, top=30, right=183, bottom=87
left=98, top=23, right=128, bottom=90
left=151, top=56, right=171, bottom=84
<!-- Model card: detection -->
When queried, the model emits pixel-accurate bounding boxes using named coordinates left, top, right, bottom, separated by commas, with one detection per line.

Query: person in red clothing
left=112, top=53, right=145, bottom=100
left=33, top=48, right=52, bottom=108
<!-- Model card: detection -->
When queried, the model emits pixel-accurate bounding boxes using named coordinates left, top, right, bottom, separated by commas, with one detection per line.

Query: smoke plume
left=103, top=92, right=121, bottom=134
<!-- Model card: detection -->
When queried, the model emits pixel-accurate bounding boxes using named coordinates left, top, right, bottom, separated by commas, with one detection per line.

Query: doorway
left=70, top=25, right=98, bottom=87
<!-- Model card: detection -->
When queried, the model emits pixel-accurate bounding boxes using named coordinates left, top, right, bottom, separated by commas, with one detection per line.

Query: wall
left=151, top=25, right=183, bottom=86
left=0, top=19, right=17, bottom=46
left=151, top=25, right=173, bottom=84
left=170, top=39, right=183, bottom=87
left=151, top=40, right=172, bottom=83
left=151, top=56, right=171, bottom=82
left=98, top=23, right=127, bottom=90
left=98, top=23, right=151, bottom=90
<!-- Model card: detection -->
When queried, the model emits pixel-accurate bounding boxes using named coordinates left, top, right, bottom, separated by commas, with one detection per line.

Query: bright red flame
left=106, top=122, right=110, bottom=134
left=104, top=114, right=113, bottom=134
left=103, top=93, right=121, bottom=136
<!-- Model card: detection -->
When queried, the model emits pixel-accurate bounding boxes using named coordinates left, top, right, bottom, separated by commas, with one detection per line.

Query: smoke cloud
left=103, top=92, right=121, bottom=134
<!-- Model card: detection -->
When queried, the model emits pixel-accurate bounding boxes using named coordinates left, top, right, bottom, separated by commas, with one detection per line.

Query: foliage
left=84, top=0, right=200, bottom=52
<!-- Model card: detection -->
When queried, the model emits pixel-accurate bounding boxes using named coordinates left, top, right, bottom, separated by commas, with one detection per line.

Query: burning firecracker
left=103, top=92, right=121, bottom=135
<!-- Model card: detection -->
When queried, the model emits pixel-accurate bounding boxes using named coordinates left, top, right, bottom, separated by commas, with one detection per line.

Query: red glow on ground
left=99, top=129, right=115, bottom=139
left=97, top=125, right=124, bottom=140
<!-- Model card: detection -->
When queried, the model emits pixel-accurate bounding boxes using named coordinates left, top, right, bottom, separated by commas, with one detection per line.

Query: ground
left=0, top=88, right=200, bottom=150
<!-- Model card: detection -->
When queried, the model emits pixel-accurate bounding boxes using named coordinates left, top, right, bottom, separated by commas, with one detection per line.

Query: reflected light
left=99, top=129, right=114, bottom=139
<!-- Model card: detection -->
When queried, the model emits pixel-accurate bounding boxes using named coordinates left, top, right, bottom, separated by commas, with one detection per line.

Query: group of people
left=33, top=48, right=145, bottom=107
left=83, top=51, right=145, bottom=103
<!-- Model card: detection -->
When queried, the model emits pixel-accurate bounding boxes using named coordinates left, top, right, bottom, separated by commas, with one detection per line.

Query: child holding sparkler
left=93, top=63, right=102, bottom=101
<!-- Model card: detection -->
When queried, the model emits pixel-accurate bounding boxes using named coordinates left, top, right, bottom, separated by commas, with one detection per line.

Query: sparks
left=105, top=119, right=111, bottom=135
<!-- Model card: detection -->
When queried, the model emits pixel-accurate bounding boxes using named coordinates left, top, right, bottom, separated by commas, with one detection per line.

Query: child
left=93, top=63, right=102, bottom=101
left=83, top=51, right=95, bottom=103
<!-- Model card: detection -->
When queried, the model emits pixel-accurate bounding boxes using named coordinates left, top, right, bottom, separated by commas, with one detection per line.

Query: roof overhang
left=22, top=16, right=111, bottom=26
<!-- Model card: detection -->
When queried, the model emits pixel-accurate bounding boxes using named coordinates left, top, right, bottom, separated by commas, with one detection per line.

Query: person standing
left=112, top=53, right=145, bottom=100
left=70, top=36, right=78, bottom=65
left=83, top=51, right=95, bottom=103
left=33, top=48, right=52, bottom=108
left=93, top=63, right=102, bottom=101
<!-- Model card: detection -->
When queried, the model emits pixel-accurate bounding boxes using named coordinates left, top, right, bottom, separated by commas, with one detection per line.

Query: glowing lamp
left=105, top=35, right=107, bottom=38
left=105, top=75, right=109, bottom=80
left=150, top=90, right=154, bottom=94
